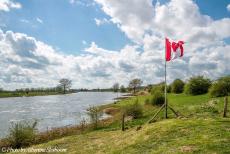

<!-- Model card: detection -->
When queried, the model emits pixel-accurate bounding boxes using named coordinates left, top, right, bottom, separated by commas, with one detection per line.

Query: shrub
left=171, top=79, right=185, bottom=93
left=151, top=90, right=165, bottom=106
left=145, top=98, right=150, bottom=105
left=151, top=82, right=165, bottom=94
left=87, top=106, right=102, bottom=129
left=120, top=85, right=126, bottom=93
left=200, top=100, right=219, bottom=114
left=184, top=76, right=211, bottom=95
left=125, top=99, right=143, bottom=119
left=7, top=121, right=37, bottom=148
left=209, top=76, right=230, bottom=97
left=151, top=82, right=171, bottom=94
left=167, top=85, right=171, bottom=93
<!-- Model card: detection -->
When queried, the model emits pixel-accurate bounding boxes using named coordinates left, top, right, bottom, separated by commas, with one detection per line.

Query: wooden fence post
left=121, top=113, right=125, bottom=131
left=223, top=96, right=228, bottom=117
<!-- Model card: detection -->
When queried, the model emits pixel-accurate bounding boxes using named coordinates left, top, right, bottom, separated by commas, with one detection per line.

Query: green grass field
left=13, top=93, right=230, bottom=154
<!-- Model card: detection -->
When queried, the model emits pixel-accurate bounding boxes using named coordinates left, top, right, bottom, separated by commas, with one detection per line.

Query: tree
left=209, top=76, right=230, bottom=97
left=59, top=78, right=72, bottom=94
left=185, top=76, right=211, bottom=95
left=120, top=85, right=126, bottom=93
left=112, top=83, right=119, bottom=92
left=171, top=79, right=185, bottom=93
left=129, top=78, right=143, bottom=93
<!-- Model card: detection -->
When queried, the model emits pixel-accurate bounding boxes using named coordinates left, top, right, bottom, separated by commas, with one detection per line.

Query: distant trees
left=185, top=76, right=211, bottom=95
left=120, top=85, right=126, bottom=93
left=129, top=78, right=142, bottom=93
left=59, top=78, right=72, bottom=94
left=209, top=76, right=230, bottom=97
left=171, top=79, right=185, bottom=93
left=112, top=83, right=119, bottom=92
left=15, top=87, right=62, bottom=93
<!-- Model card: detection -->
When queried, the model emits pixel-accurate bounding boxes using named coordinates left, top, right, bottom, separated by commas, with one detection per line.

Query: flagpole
left=165, top=48, right=168, bottom=119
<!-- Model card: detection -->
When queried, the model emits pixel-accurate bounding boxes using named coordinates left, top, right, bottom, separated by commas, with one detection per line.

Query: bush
left=151, top=90, right=165, bottom=106
left=144, top=98, right=150, bottom=105
left=7, top=121, right=37, bottom=148
left=87, top=106, right=102, bottom=129
left=185, top=76, right=211, bottom=95
left=125, top=99, right=143, bottom=119
left=171, top=79, right=184, bottom=93
left=209, top=76, right=230, bottom=97
left=167, top=85, right=171, bottom=93
left=151, top=82, right=164, bottom=94
left=120, top=85, right=126, bottom=93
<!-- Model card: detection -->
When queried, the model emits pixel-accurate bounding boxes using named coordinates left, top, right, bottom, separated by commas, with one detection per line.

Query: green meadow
left=16, top=93, right=230, bottom=154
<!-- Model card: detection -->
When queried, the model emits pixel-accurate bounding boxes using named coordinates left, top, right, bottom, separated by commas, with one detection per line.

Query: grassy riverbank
left=13, top=93, right=230, bottom=154
left=0, top=91, right=70, bottom=98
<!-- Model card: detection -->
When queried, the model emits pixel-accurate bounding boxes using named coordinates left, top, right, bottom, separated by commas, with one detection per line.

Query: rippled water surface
left=0, top=92, right=122, bottom=138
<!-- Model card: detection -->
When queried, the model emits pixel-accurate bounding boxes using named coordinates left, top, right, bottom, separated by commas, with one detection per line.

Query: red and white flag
left=165, top=38, right=184, bottom=61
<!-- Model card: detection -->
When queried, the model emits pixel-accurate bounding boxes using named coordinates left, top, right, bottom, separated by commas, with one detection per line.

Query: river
left=0, top=92, right=123, bottom=138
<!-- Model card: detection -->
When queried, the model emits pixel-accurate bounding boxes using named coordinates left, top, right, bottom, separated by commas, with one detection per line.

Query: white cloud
left=0, top=0, right=21, bottom=12
left=20, top=19, right=30, bottom=24
left=94, top=18, right=110, bottom=26
left=36, top=18, right=43, bottom=24
left=69, top=0, right=95, bottom=7
left=1, top=0, right=230, bottom=90
left=93, top=0, right=230, bottom=82
left=227, top=4, right=230, bottom=12
left=94, top=0, right=154, bottom=43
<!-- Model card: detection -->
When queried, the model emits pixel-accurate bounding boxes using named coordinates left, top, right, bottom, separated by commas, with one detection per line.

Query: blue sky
left=1, top=0, right=228, bottom=55
left=1, top=0, right=131, bottom=55
left=0, top=0, right=230, bottom=89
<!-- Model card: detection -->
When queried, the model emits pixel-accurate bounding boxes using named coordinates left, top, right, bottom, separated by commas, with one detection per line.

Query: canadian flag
left=165, top=38, right=184, bottom=61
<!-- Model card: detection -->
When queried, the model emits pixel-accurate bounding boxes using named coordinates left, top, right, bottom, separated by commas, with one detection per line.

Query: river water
left=0, top=92, right=122, bottom=138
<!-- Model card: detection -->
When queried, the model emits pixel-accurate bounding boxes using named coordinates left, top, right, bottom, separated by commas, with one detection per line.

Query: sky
left=0, top=0, right=230, bottom=90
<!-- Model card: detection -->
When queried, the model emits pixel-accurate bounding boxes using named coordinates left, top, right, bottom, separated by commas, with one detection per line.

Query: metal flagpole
left=165, top=48, right=168, bottom=119
left=148, top=39, right=182, bottom=123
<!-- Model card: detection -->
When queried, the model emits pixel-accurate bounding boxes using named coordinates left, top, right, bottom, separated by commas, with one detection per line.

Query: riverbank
left=0, top=91, right=73, bottom=98
left=3, top=93, right=230, bottom=153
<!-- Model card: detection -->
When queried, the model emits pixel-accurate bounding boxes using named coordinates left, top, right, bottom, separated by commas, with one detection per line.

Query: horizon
left=0, top=0, right=230, bottom=90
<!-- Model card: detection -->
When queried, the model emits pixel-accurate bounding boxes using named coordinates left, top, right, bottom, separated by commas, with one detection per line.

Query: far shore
left=0, top=91, right=74, bottom=98
left=0, top=91, right=129, bottom=99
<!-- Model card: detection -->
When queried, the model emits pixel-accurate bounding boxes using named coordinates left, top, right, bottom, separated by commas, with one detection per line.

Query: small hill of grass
left=9, top=94, right=230, bottom=154
left=20, top=118, right=230, bottom=154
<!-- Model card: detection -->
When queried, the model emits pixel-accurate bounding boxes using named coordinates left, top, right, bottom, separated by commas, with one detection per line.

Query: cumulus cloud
left=93, top=0, right=230, bottom=80
left=94, top=0, right=154, bottom=43
left=94, top=18, right=110, bottom=26
left=227, top=4, right=230, bottom=12
left=1, top=0, right=230, bottom=90
left=36, top=18, right=43, bottom=24
left=0, top=0, right=21, bottom=12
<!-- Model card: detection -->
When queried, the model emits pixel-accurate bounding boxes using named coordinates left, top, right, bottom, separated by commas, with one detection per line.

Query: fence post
left=223, top=96, right=228, bottom=117
left=121, top=113, right=125, bottom=131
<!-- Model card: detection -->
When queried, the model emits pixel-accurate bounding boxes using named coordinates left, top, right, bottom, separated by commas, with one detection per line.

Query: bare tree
left=112, top=83, right=119, bottom=92
left=59, top=78, right=72, bottom=94
left=129, top=78, right=142, bottom=93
